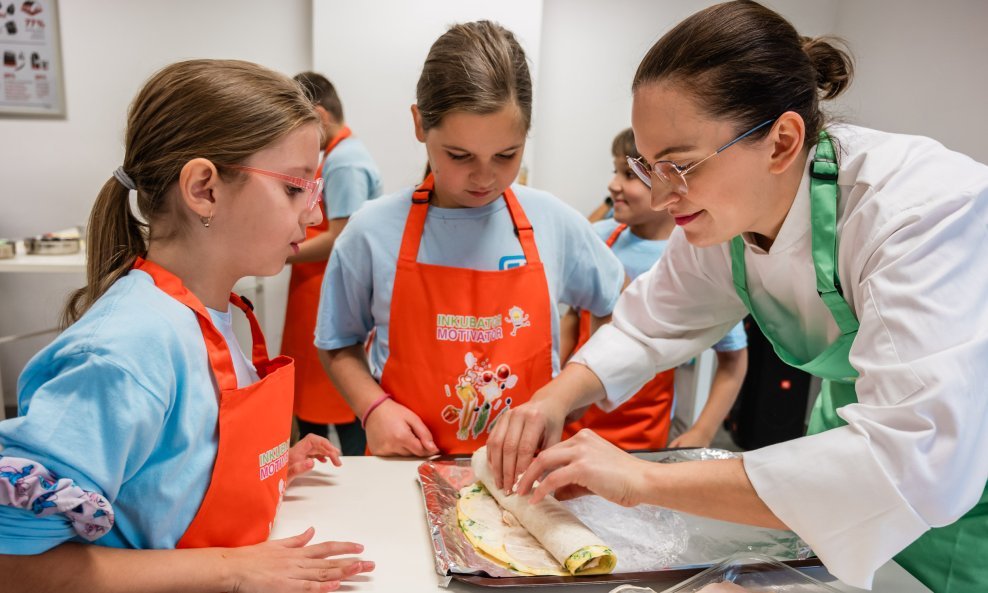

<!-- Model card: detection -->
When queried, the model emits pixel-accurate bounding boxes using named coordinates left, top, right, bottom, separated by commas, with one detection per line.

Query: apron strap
left=809, top=130, right=859, bottom=336
left=502, top=186, right=541, bottom=265
left=133, top=257, right=261, bottom=392
left=732, top=131, right=859, bottom=336
left=399, top=173, right=541, bottom=265
left=229, top=293, right=270, bottom=365
left=605, top=223, right=627, bottom=248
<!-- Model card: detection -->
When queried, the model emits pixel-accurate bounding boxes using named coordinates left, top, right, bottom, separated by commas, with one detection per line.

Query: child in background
left=562, top=128, right=748, bottom=449
left=316, top=21, right=624, bottom=456
left=0, top=59, right=372, bottom=592
left=282, top=72, right=383, bottom=455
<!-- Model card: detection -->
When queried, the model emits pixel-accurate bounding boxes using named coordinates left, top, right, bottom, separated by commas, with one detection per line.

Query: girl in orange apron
left=315, top=22, right=624, bottom=456
left=377, top=173, right=556, bottom=454
left=0, top=60, right=372, bottom=591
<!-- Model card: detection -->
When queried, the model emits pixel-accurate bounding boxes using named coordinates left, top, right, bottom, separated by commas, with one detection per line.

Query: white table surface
left=270, top=457, right=931, bottom=593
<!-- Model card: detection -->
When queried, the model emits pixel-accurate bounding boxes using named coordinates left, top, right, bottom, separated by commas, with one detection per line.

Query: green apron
left=729, top=131, right=988, bottom=593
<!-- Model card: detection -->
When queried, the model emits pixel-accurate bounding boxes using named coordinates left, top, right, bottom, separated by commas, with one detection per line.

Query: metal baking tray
left=655, top=552, right=840, bottom=593
left=417, top=449, right=819, bottom=588
left=23, top=236, right=81, bottom=255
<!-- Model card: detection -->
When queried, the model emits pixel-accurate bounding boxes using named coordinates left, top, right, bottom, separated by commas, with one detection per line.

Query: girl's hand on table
left=224, top=527, right=374, bottom=592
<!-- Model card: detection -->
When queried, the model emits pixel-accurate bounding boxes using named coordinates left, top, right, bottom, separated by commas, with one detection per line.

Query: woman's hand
left=224, top=527, right=374, bottom=593
left=287, top=434, right=342, bottom=484
left=514, top=429, right=653, bottom=507
left=364, top=399, right=439, bottom=457
left=485, top=396, right=570, bottom=494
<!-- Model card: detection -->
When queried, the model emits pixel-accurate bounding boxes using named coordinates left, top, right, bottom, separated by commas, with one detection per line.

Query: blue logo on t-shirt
left=498, top=255, right=526, bottom=270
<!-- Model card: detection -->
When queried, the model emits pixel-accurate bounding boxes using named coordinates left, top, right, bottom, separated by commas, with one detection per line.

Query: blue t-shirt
left=0, top=270, right=255, bottom=554
left=315, top=185, right=625, bottom=376
left=592, top=219, right=746, bottom=352
left=323, top=136, right=382, bottom=220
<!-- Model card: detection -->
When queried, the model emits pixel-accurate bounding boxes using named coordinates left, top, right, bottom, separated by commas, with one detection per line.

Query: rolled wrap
left=470, top=447, right=617, bottom=575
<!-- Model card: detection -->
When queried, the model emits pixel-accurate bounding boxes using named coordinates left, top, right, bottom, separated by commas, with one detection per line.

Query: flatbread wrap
left=457, top=447, right=617, bottom=576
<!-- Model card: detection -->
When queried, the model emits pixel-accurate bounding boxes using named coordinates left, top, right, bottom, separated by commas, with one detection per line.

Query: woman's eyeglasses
left=627, top=117, right=777, bottom=196
left=226, top=165, right=324, bottom=211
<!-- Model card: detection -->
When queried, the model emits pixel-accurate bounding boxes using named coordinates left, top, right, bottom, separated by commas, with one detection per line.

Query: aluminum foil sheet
left=417, top=449, right=812, bottom=582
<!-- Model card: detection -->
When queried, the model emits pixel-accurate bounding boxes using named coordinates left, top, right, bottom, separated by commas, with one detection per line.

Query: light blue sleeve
left=314, top=221, right=376, bottom=351
left=712, top=321, right=748, bottom=352
left=324, top=165, right=376, bottom=220
left=0, top=353, right=167, bottom=554
left=558, top=209, right=624, bottom=317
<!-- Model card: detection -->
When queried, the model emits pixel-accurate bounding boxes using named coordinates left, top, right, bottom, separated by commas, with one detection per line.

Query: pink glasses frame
left=226, top=165, right=324, bottom=211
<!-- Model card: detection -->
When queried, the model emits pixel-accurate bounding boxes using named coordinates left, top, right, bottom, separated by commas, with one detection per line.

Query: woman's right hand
left=485, top=395, right=570, bottom=495
left=224, top=528, right=374, bottom=593
left=364, top=398, right=439, bottom=457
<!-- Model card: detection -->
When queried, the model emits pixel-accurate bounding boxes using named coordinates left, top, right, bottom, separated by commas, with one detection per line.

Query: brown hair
left=294, top=71, right=344, bottom=122
left=416, top=20, right=533, bottom=132
left=62, top=59, right=317, bottom=326
left=612, top=128, right=641, bottom=161
left=633, top=0, right=853, bottom=147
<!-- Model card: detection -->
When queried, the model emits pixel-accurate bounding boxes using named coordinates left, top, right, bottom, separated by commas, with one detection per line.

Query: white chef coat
left=571, top=124, right=988, bottom=589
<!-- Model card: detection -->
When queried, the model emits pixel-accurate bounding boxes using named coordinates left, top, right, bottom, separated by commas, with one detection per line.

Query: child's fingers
left=270, top=527, right=316, bottom=548
left=406, top=416, right=439, bottom=456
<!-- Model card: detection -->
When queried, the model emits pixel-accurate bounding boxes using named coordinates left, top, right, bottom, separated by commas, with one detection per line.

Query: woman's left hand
left=514, top=429, right=653, bottom=507
left=287, top=433, right=343, bottom=484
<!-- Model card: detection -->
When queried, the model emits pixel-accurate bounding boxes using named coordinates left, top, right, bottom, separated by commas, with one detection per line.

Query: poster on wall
left=0, top=0, right=64, bottom=116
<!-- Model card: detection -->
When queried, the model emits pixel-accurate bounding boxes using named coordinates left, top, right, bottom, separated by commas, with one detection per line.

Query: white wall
left=532, top=0, right=840, bottom=215
left=3, top=1, right=987, bottom=407
left=832, top=0, right=988, bottom=164
left=312, top=0, right=544, bottom=195
left=0, top=0, right=312, bottom=404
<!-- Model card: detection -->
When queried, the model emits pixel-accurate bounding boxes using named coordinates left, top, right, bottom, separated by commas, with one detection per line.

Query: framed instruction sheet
left=0, top=0, right=64, bottom=116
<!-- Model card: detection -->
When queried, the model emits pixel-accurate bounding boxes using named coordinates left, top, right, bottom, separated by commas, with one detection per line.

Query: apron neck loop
left=399, top=174, right=541, bottom=265
left=132, top=257, right=262, bottom=391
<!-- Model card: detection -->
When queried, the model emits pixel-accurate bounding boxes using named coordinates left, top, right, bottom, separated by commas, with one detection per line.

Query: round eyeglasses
left=627, top=117, right=777, bottom=195
left=226, top=165, right=324, bottom=211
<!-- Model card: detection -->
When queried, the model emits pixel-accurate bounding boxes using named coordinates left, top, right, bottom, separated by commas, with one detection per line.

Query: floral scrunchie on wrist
left=0, top=455, right=114, bottom=541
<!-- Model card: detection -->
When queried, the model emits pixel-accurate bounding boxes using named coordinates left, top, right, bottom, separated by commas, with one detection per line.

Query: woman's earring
left=200, top=215, right=212, bottom=228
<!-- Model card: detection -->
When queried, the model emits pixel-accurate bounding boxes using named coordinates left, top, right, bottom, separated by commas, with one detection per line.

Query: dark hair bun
left=801, top=35, right=854, bottom=100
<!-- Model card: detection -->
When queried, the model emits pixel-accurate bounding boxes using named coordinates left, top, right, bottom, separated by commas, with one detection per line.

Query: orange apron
left=132, top=258, right=295, bottom=548
left=563, top=224, right=675, bottom=450
left=282, top=127, right=355, bottom=424
left=378, top=174, right=554, bottom=454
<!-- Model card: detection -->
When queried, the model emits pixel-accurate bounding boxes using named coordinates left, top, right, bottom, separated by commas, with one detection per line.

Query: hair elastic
left=112, top=166, right=137, bottom=191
